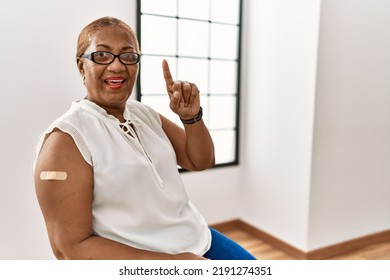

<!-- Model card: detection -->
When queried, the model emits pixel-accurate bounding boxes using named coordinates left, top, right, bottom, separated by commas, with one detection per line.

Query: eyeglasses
left=81, top=51, right=141, bottom=65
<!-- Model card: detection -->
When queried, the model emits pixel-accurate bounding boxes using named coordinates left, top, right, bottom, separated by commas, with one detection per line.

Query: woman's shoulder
left=127, top=99, right=161, bottom=126
left=45, top=101, right=85, bottom=127
left=127, top=99, right=154, bottom=112
left=34, top=101, right=94, bottom=168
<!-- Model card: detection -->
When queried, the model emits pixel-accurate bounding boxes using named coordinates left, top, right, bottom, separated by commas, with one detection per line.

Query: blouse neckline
left=76, top=99, right=132, bottom=124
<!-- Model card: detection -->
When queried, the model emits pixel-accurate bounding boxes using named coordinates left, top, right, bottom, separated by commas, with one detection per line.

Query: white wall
left=242, top=0, right=390, bottom=252
left=0, top=0, right=242, bottom=259
left=308, top=0, right=390, bottom=250
left=240, top=0, right=321, bottom=250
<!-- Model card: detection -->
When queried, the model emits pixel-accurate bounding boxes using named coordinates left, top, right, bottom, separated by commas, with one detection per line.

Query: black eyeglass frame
left=80, top=51, right=141, bottom=65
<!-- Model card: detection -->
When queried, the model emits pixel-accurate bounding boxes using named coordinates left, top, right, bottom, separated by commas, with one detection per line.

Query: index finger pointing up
left=162, top=59, right=173, bottom=88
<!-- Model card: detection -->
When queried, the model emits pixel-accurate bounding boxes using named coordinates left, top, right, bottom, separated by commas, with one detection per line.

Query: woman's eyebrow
left=95, top=44, right=135, bottom=51
left=95, top=44, right=111, bottom=49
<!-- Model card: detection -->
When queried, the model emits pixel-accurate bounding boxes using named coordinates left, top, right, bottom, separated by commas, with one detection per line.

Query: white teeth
left=106, top=80, right=124, bottom=83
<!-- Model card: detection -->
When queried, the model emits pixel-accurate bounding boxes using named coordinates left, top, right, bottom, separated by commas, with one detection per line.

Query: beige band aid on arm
left=40, top=171, right=68, bottom=181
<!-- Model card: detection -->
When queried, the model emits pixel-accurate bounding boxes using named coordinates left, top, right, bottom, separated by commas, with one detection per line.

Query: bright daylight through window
left=137, top=0, right=242, bottom=167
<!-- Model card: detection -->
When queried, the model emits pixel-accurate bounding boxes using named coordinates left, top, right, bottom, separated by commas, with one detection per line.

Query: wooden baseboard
left=306, top=229, right=390, bottom=259
left=211, top=219, right=241, bottom=232
left=211, top=219, right=390, bottom=260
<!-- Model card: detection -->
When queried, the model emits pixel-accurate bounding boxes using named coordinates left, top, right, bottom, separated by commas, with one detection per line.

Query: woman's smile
left=104, top=76, right=126, bottom=90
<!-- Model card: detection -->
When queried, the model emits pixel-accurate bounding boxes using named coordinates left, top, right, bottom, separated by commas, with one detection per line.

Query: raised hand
left=162, top=59, right=201, bottom=120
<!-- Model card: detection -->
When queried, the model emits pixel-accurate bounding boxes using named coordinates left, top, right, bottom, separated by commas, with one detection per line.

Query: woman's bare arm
left=161, top=115, right=215, bottom=171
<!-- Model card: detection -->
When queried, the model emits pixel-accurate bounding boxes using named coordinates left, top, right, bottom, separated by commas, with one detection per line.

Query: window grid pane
left=178, top=0, right=209, bottom=20
left=178, top=19, right=209, bottom=57
left=137, top=0, right=241, bottom=167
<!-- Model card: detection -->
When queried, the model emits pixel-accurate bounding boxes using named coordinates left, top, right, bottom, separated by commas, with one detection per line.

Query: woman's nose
left=107, top=56, right=126, bottom=72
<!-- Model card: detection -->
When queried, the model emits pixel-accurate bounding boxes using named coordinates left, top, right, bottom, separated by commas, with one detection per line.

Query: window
left=137, top=0, right=242, bottom=167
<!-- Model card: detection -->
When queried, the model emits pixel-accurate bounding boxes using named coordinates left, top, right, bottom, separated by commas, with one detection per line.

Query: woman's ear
left=77, top=58, right=84, bottom=76
left=77, top=58, right=86, bottom=85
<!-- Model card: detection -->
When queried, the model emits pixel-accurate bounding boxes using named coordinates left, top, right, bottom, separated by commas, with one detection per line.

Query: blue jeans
left=203, top=227, right=257, bottom=260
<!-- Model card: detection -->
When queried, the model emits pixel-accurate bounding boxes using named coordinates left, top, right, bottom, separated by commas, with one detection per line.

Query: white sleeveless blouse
left=33, top=99, right=211, bottom=255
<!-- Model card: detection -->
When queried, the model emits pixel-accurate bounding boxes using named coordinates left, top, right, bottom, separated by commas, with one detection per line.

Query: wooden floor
left=221, top=227, right=390, bottom=260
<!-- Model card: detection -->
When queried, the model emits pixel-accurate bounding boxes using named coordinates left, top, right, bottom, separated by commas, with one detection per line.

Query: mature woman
left=33, top=16, right=255, bottom=260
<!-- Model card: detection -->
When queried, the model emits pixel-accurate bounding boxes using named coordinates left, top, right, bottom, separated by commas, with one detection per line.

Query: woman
left=33, top=16, right=255, bottom=260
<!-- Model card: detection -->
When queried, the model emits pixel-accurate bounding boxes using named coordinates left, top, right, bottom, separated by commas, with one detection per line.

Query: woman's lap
left=203, top=227, right=257, bottom=260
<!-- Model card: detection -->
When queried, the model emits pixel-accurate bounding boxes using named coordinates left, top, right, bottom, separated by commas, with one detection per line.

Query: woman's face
left=78, top=27, right=139, bottom=110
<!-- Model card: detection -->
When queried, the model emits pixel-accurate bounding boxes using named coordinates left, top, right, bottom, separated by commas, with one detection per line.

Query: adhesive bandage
left=40, top=171, right=68, bottom=181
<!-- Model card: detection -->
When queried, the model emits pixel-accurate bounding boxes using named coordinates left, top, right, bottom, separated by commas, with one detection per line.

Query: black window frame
left=136, top=0, right=243, bottom=169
